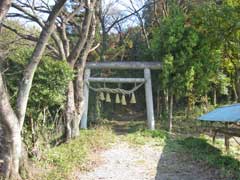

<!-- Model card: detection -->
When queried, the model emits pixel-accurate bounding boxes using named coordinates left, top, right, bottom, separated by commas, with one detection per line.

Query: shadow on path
left=155, top=137, right=240, bottom=180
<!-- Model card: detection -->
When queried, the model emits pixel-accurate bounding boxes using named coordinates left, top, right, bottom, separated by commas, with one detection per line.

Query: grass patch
left=178, top=137, right=240, bottom=179
left=122, top=129, right=169, bottom=146
left=38, top=127, right=115, bottom=180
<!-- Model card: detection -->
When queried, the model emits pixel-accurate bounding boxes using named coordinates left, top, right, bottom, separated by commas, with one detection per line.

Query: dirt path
left=78, top=141, right=161, bottom=180
left=77, top=138, right=224, bottom=180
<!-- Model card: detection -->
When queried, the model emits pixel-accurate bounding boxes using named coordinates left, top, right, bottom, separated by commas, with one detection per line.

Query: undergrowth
left=37, top=127, right=115, bottom=180
left=178, top=136, right=240, bottom=179
left=122, top=128, right=168, bottom=146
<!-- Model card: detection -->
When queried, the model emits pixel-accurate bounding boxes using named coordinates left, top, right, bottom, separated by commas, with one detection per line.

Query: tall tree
left=5, top=0, right=99, bottom=140
left=0, top=0, right=67, bottom=178
left=191, top=1, right=240, bottom=102
left=149, top=2, right=221, bottom=130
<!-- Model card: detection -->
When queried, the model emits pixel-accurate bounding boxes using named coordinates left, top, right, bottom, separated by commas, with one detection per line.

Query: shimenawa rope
left=85, top=81, right=145, bottom=95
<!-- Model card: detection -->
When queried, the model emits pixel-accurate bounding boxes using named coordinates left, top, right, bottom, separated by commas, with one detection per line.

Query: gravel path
left=77, top=140, right=225, bottom=180
left=78, top=141, right=161, bottom=180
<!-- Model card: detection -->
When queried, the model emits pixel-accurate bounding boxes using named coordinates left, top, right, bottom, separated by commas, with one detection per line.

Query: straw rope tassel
left=100, top=92, right=105, bottom=101
left=115, top=94, right=120, bottom=104
left=121, top=94, right=127, bottom=105
left=130, top=93, right=136, bottom=104
left=106, top=93, right=111, bottom=102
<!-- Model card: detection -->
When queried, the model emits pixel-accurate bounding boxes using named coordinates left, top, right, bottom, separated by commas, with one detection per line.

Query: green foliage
left=191, top=1, right=240, bottom=97
left=146, top=0, right=240, bottom=111
left=4, top=47, right=74, bottom=151
left=0, top=21, right=37, bottom=52
left=6, top=47, right=74, bottom=110
left=32, top=58, right=73, bottom=107
left=149, top=2, right=220, bottom=98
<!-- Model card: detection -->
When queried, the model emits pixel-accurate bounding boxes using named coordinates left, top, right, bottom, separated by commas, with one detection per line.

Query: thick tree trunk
left=72, top=66, right=85, bottom=138
left=72, top=14, right=97, bottom=137
left=0, top=74, right=22, bottom=179
left=9, top=128, right=22, bottom=180
left=0, top=125, right=22, bottom=180
left=0, top=1, right=20, bottom=178
left=62, top=0, right=96, bottom=139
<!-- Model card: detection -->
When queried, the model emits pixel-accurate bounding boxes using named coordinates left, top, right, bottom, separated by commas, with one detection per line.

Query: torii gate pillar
left=81, top=69, right=91, bottom=129
left=144, top=68, right=155, bottom=130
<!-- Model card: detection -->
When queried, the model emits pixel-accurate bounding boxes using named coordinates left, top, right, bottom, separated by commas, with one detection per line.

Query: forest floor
left=76, top=121, right=232, bottom=180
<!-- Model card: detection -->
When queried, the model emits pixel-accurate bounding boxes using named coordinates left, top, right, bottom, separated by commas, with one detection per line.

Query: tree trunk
left=156, top=88, right=160, bottom=120
left=100, top=30, right=107, bottom=61
left=72, top=14, right=97, bottom=136
left=168, top=91, right=173, bottom=132
left=164, top=89, right=169, bottom=115
left=213, top=87, right=217, bottom=106
left=232, top=82, right=238, bottom=102
left=65, top=81, right=76, bottom=140
left=16, top=0, right=67, bottom=128
left=186, top=94, right=193, bottom=119
left=67, top=1, right=96, bottom=67
left=71, top=66, right=85, bottom=138
left=0, top=124, right=22, bottom=180
left=0, top=0, right=11, bottom=25
left=0, top=74, right=22, bottom=179
left=9, top=128, right=22, bottom=180
left=62, top=0, right=96, bottom=138
left=0, top=1, right=20, bottom=178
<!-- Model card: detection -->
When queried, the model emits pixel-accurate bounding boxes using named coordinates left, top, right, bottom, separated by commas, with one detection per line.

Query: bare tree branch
left=104, top=2, right=153, bottom=33
left=2, top=23, right=38, bottom=41
left=68, top=0, right=97, bottom=66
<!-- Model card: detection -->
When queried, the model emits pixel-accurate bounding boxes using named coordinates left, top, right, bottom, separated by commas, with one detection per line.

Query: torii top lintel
left=86, top=61, right=162, bottom=70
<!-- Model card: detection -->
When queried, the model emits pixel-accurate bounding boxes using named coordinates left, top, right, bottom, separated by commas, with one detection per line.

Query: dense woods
left=0, top=0, right=239, bottom=179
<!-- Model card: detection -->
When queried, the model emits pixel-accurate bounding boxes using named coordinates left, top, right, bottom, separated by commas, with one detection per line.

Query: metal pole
left=81, top=69, right=91, bottom=129
left=144, top=68, right=155, bottom=130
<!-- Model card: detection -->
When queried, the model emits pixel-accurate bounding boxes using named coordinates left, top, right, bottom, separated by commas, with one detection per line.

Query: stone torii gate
left=81, top=61, right=162, bottom=130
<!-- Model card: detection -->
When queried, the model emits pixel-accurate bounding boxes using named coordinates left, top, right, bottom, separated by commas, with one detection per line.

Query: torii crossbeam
left=81, top=61, right=162, bottom=130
